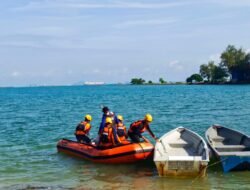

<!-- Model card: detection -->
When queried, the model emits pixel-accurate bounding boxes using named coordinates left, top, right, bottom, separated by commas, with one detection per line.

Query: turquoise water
left=0, top=85, right=250, bottom=190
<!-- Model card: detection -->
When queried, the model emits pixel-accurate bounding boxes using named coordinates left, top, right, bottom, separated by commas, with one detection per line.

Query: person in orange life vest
left=128, top=114, right=158, bottom=143
left=75, top=114, right=92, bottom=143
left=116, top=115, right=128, bottom=141
left=98, top=117, right=121, bottom=148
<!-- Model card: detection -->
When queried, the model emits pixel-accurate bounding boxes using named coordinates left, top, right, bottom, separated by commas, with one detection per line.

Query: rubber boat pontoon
left=57, top=139, right=154, bottom=164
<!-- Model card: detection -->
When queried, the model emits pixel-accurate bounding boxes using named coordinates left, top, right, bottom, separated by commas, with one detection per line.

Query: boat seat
left=219, top=151, right=250, bottom=156
left=216, top=145, right=246, bottom=152
left=212, top=137, right=225, bottom=142
left=168, top=156, right=202, bottom=161
left=169, top=139, right=192, bottom=148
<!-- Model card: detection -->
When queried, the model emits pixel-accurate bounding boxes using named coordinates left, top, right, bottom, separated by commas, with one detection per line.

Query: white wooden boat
left=206, top=124, right=250, bottom=172
left=154, top=127, right=209, bottom=177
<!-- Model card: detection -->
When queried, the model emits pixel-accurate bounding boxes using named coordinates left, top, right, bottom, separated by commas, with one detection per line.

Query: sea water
left=0, top=85, right=250, bottom=190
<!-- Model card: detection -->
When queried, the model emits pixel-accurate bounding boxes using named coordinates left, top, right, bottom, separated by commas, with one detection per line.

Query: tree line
left=186, top=45, right=250, bottom=84
left=130, top=78, right=167, bottom=85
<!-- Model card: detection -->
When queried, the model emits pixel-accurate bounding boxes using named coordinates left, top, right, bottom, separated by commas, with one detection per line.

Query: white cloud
left=67, top=70, right=73, bottom=75
left=70, top=2, right=187, bottom=9
left=115, top=18, right=177, bottom=28
left=209, top=53, right=221, bottom=63
left=19, top=26, right=77, bottom=37
left=12, top=0, right=250, bottom=13
left=122, top=67, right=128, bottom=74
left=93, top=69, right=100, bottom=74
left=12, top=1, right=191, bottom=11
left=168, top=60, right=179, bottom=67
left=246, top=49, right=250, bottom=53
left=0, top=41, right=44, bottom=48
left=208, top=0, right=250, bottom=7
left=167, top=60, right=183, bottom=70
left=176, top=65, right=183, bottom=70
left=11, top=71, right=21, bottom=77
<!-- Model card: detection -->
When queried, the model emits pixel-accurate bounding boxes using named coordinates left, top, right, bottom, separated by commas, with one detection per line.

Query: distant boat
left=154, top=127, right=209, bottom=177
left=84, top=82, right=105, bottom=85
left=206, top=124, right=250, bottom=172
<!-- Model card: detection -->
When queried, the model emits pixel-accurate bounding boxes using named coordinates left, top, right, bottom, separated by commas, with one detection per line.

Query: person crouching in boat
left=116, top=115, right=128, bottom=142
left=75, top=114, right=92, bottom=144
left=128, top=114, right=158, bottom=143
left=98, top=117, right=121, bottom=148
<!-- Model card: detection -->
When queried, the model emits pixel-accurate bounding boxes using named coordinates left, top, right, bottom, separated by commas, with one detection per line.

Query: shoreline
left=1, top=82, right=250, bottom=88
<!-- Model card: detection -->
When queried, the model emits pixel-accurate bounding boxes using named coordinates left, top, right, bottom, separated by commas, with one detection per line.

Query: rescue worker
left=98, top=106, right=118, bottom=134
left=75, top=114, right=92, bottom=143
left=128, top=114, right=158, bottom=143
left=116, top=115, right=128, bottom=142
left=98, top=117, right=121, bottom=148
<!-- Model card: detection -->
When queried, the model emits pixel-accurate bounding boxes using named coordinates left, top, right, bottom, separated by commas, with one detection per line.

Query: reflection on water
left=73, top=161, right=250, bottom=190
left=73, top=160, right=213, bottom=190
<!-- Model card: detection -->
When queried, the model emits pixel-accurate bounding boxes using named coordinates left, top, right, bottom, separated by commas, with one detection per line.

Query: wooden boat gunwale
left=155, top=127, right=209, bottom=162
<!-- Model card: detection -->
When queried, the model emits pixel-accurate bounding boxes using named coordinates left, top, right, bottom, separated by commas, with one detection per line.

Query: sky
left=0, top=0, right=250, bottom=86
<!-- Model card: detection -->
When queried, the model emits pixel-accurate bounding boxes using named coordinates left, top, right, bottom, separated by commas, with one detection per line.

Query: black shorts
left=75, top=135, right=91, bottom=143
left=128, top=131, right=141, bottom=143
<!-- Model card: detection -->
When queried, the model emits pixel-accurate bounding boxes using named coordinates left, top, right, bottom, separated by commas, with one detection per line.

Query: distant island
left=84, top=81, right=105, bottom=85
left=186, top=45, right=250, bottom=84
left=130, top=78, right=185, bottom=85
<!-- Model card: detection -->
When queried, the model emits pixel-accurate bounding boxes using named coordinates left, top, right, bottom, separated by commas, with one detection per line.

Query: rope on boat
left=138, top=142, right=146, bottom=159
left=190, top=157, right=228, bottom=185
left=206, top=157, right=228, bottom=168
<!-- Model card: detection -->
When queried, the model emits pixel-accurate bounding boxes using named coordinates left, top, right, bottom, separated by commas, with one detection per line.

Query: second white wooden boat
left=206, top=124, right=250, bottom=172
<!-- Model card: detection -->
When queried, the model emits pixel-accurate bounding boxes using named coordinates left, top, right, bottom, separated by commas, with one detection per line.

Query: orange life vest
left=116, top=122, right=127, bottom=141
left=99, top=124, right=121, bottom=146
left=99, top=125, right=113, bottom=144
left=129, top=120, right=147, bottom=134
left=75, top=121, right=91, bottom=136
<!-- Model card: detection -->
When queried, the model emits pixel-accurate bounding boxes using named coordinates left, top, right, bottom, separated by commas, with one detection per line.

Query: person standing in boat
left=116, top=115, right=128, bottom=142
left=128, top=114, right=158, bottom=143
left=98, top=106, right=118, bottom=134
left=75, top=114, right=92, bottom=144
left=98, top=117, right=121, bottom=148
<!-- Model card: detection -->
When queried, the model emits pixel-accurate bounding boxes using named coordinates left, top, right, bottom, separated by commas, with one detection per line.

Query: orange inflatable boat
left=57, top=139, right=154, bottom=164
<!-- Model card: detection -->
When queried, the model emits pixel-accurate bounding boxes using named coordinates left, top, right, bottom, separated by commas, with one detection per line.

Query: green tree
left=159, top=77, right=166, bottom=84
left=130, top=78, right=145, bottom=85
left=220, top=45, right=250, bottom=82
left=186, top=74, right=203, bottom=83
left=191, top=74, right=203, bottom=82
left=220, top=45, right=246, bottom=73
left=243, top=53, right=250, bottom=81
left=211, top=66, right=228, bottom=82
left=186, top=77, right=192, bottom=83
left=200, top=61, right=215, bottom=82
left=148, top=80, right=153, bottom=84
left=200, top=64, right=210, bottom=81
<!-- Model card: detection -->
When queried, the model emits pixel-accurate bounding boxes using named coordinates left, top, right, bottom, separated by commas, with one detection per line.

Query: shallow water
left=0, top=85, right=250, bottom=189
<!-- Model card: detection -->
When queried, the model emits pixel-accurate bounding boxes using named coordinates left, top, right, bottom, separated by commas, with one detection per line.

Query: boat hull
left=57, top=139, right=154, bottom=164
left=220, top=156, right=250, bottom=172
left=155, top=160, right=208, bottom=177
